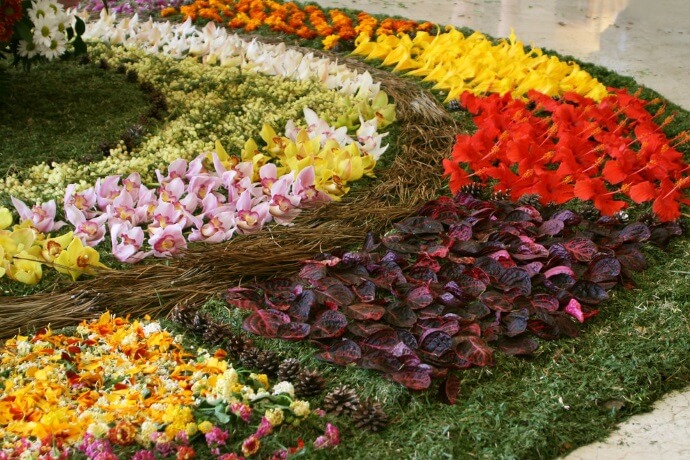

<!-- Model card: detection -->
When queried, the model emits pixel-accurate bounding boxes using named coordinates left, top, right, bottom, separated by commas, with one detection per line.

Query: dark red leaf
left=511, top=241, right=549, bottom=261
left=344, top=303, right=386, bottom=321
left=563, top=237, right=598, bottom=262
left=480, top=290, right=514, bottom=312
left=314, top=282, right=355, bottom=308
left=615, top=245, right=647, bottom=272
left=353, top=280, right=376, bottom=302
left=550, top=209, right=582, bottom=226
left=389, top=366, right=432, bottom=390
left=543, top=265, right=575, bottom=278
left=570, top=280, right=609, bottom=305
left=361, top=328, right=402, bottom=351
left=298, top=263, right=328, bottom=281
left=317, top=339, right=362, bottom=365
left=357, top=350, right=404, bottom=373
left=384, top=303, right=418, bottom=328
left=528, top=311, right=579, bottom=339
left=225, top=287, right=263, bottom=310
left=531, top=293, right=560, bottom=312
left=497, top=336, right=539, bottom=355
left=242, top=310, right=290, bottom=338
left=347, top=322, right=394, bottom=337
left=455, top=336, right=495, bottom=367
left=381, top=233, right=419, bottom=253
left=614, top=222, right=651, bottom=244
left=438, top=374, right=461, bottom=405
left=310, top=310, right=348, bottom=339
left=419, top=330, right=453, bottom=355
left=406, top=285, right=435, bottom=310
left=288, top=290, right=315, bottom=322
left=455, top=322, right=482, bottom=337
left=276, top=322, right=311, bottom=340
left=397, top=329, right=419, bottom=350
left=394, top=216, right=445, bottom=235
left=503, top=309, right=529, bottom=337
left=586, top=256, right=621, bottom=286
left=448, top=223, right=473, bottom=241
left=538, top=219, right=565, bottom=236
left=497, top=267, right=532, bottom=296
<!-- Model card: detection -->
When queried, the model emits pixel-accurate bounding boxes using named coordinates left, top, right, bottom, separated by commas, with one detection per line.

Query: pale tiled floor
left=310, top=0, right=690, bottom=458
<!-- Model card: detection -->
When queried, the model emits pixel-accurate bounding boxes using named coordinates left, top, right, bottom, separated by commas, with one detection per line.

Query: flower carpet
left=1, top=0, right=689, bottom=458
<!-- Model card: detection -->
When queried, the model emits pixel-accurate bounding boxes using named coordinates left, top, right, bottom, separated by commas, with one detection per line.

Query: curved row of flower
left=0, top=312, right=339, bottom=458
left=161, top=0, right=434, bottom=50
left=351, top=27, right=608, bottom=102
left=444, top=90, right=690, bottom=221
left=2, top=13, right=395, bottom=203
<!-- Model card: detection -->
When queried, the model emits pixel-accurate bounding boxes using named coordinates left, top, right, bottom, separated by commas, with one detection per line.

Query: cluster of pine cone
left=170, top=301, right=389, bottom=432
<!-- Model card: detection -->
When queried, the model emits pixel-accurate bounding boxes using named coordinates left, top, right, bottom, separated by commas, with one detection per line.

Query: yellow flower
left=198, top=420, right=214, bottom=434
left=8, top=248, right=43, bottom=285
left=250, top=373, right=269, bottom=389
left=322, top=34, right=340, bottom=50
left=53, top=236, right=107, bottom=281
left=264, top=408, right=284, bottom=426
left=0, top=207, right=12, bottom=230
left=289, top=400, right=310, bottom=417
left=41, top=231, right=74, bottom=263
left=185, top=422, right=198, bottom=437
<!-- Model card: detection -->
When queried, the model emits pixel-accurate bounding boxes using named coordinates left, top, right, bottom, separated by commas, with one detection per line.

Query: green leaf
left=75, top=16, right=86, bottom=36
left=16, top=19, right=33, bottom=43
left=73, top=37, right=87, bottom=56
left=213, top=404, right=230, bottom=424
left=67, top=27, right=74, bottom=41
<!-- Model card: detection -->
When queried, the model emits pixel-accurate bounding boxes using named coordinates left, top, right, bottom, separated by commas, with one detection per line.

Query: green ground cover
left=1, top=26, right=689, bottom=460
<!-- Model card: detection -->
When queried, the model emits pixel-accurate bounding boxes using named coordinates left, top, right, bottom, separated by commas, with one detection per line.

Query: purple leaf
left=419, top=330, right=453, bottom=355
left=389, top=366, right=432, bottom=390
left=570, top=280, right=609, bottom=305
left=455, top=336, right=495, bottom=367
left=242, top=310, right=290, bottom=338
left=384, top=303, right=418, bottom=328
left=439, top=374, right=461, bottom=405
left=503, top=309, right=529, bottom=337
left=317, top=339, right=362, bottom=365
left=310, top=310, right=348, bottom=339
left=497, top=336, right=539, bottom=355
left=344, top=303, right=386, bottom=321
left=538, top=219, right=565, bottom=236
left=276, top=322, right=311, bottom=340
left=563, top=237, right=598, bottom=262
left=406, top=285, right=435, bottom=310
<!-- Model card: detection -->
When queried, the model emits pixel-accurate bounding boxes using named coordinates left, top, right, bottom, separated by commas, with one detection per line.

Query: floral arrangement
left=226, top=192, right=682, bottom=392
left=80, top=0, right=187, bottom=17
left=165, top=0, right=434, bottom=50
left=352, top=27, right=608, bottom=102
left=0, top=0, right=87, bottom=66
left=444, top=90, right=690, bottom=221
left=0, top=205, right=105, bottom=285
left=0, top=312, right=340, bottom=458
left=2, top=14, right=395, bottom=203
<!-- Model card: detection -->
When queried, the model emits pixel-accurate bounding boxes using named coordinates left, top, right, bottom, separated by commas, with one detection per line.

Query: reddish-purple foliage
left=226, top=193, right=681, bottom=392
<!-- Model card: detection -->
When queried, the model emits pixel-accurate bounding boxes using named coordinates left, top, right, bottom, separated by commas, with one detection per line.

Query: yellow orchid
left=0, top=206, right=13, bottom=229
left=41, top=231, right=74, bottom=263
left=259, top=124, right=288, bottom=157
left=352, top=27, right=607, bottom=102
left=8, top=247, right=43, bottom=285
left=241, top=138, right=272, bottom=181
left=212, top=140, right=240, bottom=172
left=53, top=236, right=107, bottom=281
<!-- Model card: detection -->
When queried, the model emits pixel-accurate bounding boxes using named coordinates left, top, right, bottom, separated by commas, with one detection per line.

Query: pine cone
left=170, top=301, right=207, bottom=334
left=581, top=205, right=600, bottom=221
left=638, top=211, right=658, bottom=226
left=240, top=347, right=261, bottom=371
left=225, top=334, right=252, bottom=359
left=517, top=194, right=542, bottom=207
left=277, top=358, right=302, bottom=383
left=255, top=350, right=281, bottom=377
left=352, top=399, right=388, bottom=432
left=323, top=386, right=360, bottom=417
left=201, top=321, right=234, bottom=347
left=459, top=182, right=485, bottom=199
left=490, top=188, right=512, bottom=202
left=294, top=369, right=326, bottom=398
left=447, top=99, right=462, bottom=112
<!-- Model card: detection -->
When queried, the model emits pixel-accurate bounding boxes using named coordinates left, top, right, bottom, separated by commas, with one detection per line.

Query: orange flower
left=160, top=7, right=178, bottom=17
left=108, top=420, right=137, bottom=446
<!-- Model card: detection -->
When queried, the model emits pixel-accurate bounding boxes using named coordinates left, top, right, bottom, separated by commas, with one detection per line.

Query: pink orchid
left=259, top=163, right=279, bottom=196
left=148, top=222, right=187, bottom=258
left=188, top=209, right=236, bottom=243
left=65, top=204, right=108, bottom=247
left=357, top=117, right=389, bottom=160
left=11, top=196, right=66, bottom=232
left=186, top=153, right=209, bottom=179
left=64, top=184, right=97, bottom=217
left=106, top=190, right=142, bottom=227
left=235, top=190, right=270, bottom=234
left=269, top=176, right=301, bottom=225
left=95, top=175, right=122, bottom=210
left=293, top=167, right=330, bottom=207
left=110, top=222, right=152, bottom=263
left=149, top=201, right=186, bottom=230
left=158, top=177, right=187, bottom=204
left=200, top=193, right=235, bottom=216
left=156, top=158, right=188, bottom=185
left=187, top=174, right=223, bottom=201
left=303, top=107, right=350, bottom=145
left=314, top=423, right=340, bottom=449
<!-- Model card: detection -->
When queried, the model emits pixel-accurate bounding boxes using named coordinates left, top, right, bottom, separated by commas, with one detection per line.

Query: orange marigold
left=322, top=34, right=340, bottom=50
left=160, top=6, right=178, bottom=18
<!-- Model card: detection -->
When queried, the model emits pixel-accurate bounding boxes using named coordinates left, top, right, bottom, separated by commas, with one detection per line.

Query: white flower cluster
left=83, top=13, right=383, bottom=100
left=19, top=0, right=77, bottom=60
